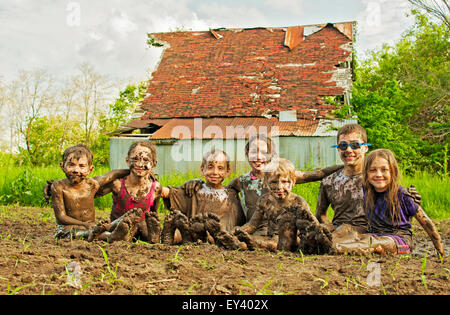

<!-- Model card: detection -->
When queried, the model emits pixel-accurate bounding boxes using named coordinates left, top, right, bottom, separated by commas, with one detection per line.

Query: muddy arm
left=295, top=164, right=343, bottom=184
left=226, top=177, right=241, bottom=193
left=93, top=169, right=130, bottom=188
left=315, top=182, right=331, bottom=226
left=414, top=206, right=445, bottom=257
left=239, top=202, right=264, bottom=234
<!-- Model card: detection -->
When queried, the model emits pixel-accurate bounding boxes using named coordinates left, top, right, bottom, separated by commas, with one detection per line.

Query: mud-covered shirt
left=164, top=183, right=245, bottom=232
left=365, top=186, right=418, bottom=244
left=227, top=172, right=268, bottom=223
left=316, top=170, right=368, bottom=230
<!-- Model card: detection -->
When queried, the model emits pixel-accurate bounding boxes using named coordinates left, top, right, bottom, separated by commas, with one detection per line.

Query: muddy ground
left=0, top=206, right=448, bottom=296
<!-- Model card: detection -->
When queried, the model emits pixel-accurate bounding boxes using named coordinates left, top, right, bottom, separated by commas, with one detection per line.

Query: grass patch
left=0, top=166, right=448, bottom=219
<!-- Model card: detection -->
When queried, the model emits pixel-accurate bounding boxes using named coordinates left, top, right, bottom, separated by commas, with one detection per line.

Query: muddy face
left=200, top=153, right=230, bottom=189
left=266, top=173, right=294, bottom=200
left=337, top=132, right=368, bottom=168
left=126, top=145, right=154, bottom=177
left=60, top=154, right=93, bottom=185
left=367, top=157, right=391, bottom=193
left=247, top=139, right=270, bottom=174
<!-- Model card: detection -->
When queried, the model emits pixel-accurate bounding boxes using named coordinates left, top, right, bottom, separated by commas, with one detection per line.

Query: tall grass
left=0, top=165, right=448, bottom=220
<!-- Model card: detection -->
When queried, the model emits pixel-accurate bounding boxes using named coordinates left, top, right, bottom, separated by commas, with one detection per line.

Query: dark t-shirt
left=227, top=172, right=268, bottom=223
left=316, top=170, right=368, bottom=230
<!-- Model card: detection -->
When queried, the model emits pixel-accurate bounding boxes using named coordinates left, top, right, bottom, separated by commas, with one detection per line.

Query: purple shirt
left=364, top=186, right=418, bottom=240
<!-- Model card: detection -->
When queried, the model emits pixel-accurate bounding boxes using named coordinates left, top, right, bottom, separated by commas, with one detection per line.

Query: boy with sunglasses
left=316, top=124, right=370, bottom=237
left=316, top=124, right=420, bottom=247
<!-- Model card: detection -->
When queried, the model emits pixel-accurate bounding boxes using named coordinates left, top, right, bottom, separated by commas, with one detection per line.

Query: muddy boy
left=161, top=149, right=245, bottom=249
left=50, top=144, right=129, bottom=239
left=235, top=158, right=333, bottom=254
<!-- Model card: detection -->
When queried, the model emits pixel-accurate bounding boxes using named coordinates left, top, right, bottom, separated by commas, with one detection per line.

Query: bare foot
left=161, top=212, right=176, bottom=244
left=109, top=208, right=142, bottom=242
left=204, top=213, right=222, bottom=237
left=234, top=228, right=257, bottom=251
left=215, top=231, right=244, bottom=250
left=172, top=210, right=192, bottom=243
left=145, top=211, right=161, bottom=244
left=88, top=218, right=111, bottom=242
left=190, top=214, right=207, bottom=242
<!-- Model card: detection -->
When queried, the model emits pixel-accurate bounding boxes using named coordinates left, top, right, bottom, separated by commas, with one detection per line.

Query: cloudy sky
left=0, top=0, right=416, bottom=84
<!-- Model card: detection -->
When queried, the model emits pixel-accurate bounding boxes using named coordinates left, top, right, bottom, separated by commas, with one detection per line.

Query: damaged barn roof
left=140, top=21, right=354, bottom=122
left=146, top=117, right=357, bottom=140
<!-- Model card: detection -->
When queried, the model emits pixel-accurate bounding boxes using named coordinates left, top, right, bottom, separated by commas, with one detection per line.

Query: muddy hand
left=184, top=179, right=204, bottom=197
left=43, top=180, right=54, bottom=203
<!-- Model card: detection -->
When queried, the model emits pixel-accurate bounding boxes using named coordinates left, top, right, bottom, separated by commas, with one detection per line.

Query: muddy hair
left=128, top=140, right=158, bottom=180
left=245, top=133, right=274, bottom=161
left=201, top=149, right=230, bottom=170
left=337, top=124, right=367, bottom=143
left=264, top=158, right=296, bottom=184
left=62, top=144, right=93, bottom=166
left=363, top=149, right=401, bottom=226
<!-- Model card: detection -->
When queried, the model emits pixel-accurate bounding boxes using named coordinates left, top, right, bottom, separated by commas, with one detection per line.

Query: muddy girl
left=235, top=158, right=333, bottom=254
left=334, top=149, right=444, bottom=256
left=49, top=144, right=129, bottom=240
left=92, top=140, right=164, bottom=243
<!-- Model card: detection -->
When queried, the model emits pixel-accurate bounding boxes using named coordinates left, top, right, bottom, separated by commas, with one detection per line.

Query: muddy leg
left=87, top=218, right=111, bottom=242
left=277, top=211, right=298, bottom=252
left=145, top=211, right=161, bottom=244
left=161, top=212, right=177, bottom=245
left=334, top=234, right=397, bottom=255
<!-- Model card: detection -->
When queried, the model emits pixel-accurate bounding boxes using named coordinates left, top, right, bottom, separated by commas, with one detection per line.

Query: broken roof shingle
left=141, top=22, right=354, bottom=121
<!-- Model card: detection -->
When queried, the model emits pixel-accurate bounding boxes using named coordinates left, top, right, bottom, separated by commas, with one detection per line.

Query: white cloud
left=355, top=0, right=415, bottom=55
left=0, top=0, right=419, bottom=83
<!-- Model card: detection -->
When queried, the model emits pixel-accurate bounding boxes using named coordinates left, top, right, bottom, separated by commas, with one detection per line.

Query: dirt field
left=0, top=206, right=448, bottom=296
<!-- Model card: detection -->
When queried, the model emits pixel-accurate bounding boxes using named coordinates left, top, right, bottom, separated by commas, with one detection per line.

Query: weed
left=167, top=246, right=184, bottom=263
left=97, top=245, right=123, bottom=285
left=314, top=276, right=329, bottom=289
left=196, top=259, right=215, bottom=270
left=185, top=282, right=200, bottom=295
left=6, top=282, right=35, bottom=295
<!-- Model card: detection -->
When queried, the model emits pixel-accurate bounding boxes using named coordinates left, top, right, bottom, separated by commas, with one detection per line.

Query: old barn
left=110, top=22, right=357, bottom=175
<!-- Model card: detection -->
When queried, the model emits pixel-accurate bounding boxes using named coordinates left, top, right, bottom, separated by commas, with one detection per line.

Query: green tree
left=93, top=81, right=148, bottom=165
left=353, top=9, right=449, bottom=173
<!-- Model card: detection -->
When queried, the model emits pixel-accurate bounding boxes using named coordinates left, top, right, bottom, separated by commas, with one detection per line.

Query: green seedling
left=314, top=276, right=329, bottom=290
left=97, top=245, right=123, bottom=285
left=421, top=251, right=428, bottom=291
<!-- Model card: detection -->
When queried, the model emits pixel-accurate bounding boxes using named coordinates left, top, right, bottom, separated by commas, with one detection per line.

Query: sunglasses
left=331, top=141, right=371, bottom=151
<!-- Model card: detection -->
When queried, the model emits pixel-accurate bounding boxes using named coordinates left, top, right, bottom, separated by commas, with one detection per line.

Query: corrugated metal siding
left=110, top=136, right=342, bottom=177
left=150, top=117, right=319, bottom=140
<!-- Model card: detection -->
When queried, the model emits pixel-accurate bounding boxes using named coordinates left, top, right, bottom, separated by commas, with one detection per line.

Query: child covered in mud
left=186, top=134, right=342, bottom=233
left=234, top=158, right=333, bottom=254
left=49, top=144, right=131, bottom=241
left=93, top=140, right=163, bottom=243
left=161, top=149, right=246, bottom=250
left=315, top=124, right=422, bottom=251
left=334, top=149, right=444, bottom=256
